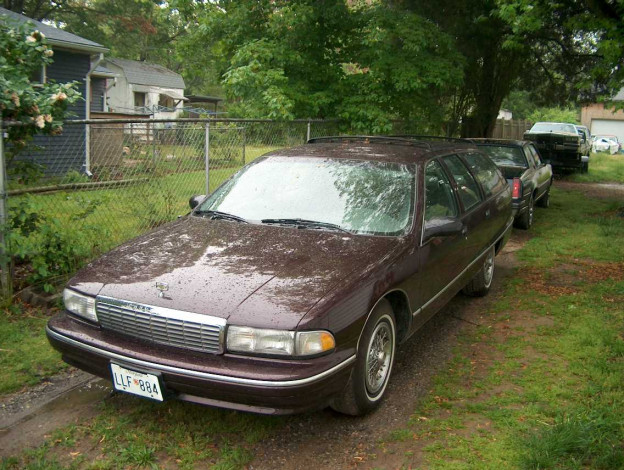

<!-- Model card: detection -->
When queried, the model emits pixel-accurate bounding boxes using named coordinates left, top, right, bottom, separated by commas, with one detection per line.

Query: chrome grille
left=96, top=296, right=226, bottom=354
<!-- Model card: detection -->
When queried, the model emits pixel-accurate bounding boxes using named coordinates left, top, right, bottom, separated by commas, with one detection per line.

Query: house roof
left=92, top=64, right=117, bottom=78
left=0, top=7, right=108, bottom=53
left=105, top=58, right=185, bottom=89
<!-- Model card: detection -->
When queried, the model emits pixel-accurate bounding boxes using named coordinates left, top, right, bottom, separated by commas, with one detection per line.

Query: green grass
left=1, top=395, right=283, bottom=469
left=517, top=186, right=624, bottom=266
left=568, top=152, right=624, bottom=184
left=373, top=186, right=624, bottom=469
left=0, top=305, right=66, bottom=395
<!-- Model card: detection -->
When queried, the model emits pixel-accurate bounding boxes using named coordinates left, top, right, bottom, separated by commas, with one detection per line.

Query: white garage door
left=590, top=119, right=624, bottom=143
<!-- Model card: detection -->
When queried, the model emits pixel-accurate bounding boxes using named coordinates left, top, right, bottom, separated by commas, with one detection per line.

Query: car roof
left=263, top=136, right=478, bottom=165
left=469, top=138, right=528, bottom=147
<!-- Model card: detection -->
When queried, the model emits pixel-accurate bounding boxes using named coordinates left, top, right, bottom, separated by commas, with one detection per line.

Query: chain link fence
left=0, top=118, right=350, bottom=299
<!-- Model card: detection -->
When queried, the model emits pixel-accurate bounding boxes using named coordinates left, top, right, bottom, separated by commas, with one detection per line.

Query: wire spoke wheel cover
left=365, top=316, right=395, bottom=398
left=483, top=247, right=495, bottom=288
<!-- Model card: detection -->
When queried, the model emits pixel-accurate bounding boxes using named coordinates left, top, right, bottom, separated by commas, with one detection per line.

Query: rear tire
left=330, top=299, right=396, bottom=416
left=515, top=194, right=534, bottom=230
left=463, top=246, right=495, bottom=297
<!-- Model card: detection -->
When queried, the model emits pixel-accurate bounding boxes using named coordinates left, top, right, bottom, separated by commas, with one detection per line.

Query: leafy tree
left=527, top=107, right=580, bottom=124
left=2, top=0, right=69, bottom=21
left=496, top=0, right=624, bottom=102
left=194, top=0, right=463, bottom=131
left=0, top=20, right=80, bottom=162
left=5, top=0, right=220, bottom=95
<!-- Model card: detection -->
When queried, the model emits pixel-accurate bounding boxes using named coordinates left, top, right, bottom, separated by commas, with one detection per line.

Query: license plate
left=110, top=363, right=164, bottom=401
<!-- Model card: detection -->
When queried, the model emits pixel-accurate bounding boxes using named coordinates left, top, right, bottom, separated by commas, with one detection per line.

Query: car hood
left=69, top=216, right=404, bottom=329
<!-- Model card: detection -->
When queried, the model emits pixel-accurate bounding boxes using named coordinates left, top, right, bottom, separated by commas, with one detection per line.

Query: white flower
left=27, top=30, right=45, bottom=43
left=33, top=115, right=45, bottom=129
left=44, top=114, right=52, bottom=123
left=51, top=91, right=67, bottom=103
left=44, top=49, right=54, bottom=57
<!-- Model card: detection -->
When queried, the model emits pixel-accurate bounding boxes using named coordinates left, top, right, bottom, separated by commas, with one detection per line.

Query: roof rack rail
left=389, top=135, right=474, bottom=145
left=307, top=135, right=432, bottom=149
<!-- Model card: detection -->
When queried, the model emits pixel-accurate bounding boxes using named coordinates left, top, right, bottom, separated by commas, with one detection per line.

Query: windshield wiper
left=195, top=210, right=248, bottom=223
left=261, top=218, right=351, bottom=233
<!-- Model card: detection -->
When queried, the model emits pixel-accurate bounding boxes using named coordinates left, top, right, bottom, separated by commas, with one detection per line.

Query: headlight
left=63, top=288, right=98, bottom=323
left=227, top=326, right=335, bottom=357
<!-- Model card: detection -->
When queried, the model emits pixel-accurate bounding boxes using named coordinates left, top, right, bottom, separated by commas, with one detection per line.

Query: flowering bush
left=0, top=21, right=81, bottom=159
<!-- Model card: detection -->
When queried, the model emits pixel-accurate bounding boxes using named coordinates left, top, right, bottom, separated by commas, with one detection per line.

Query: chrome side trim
left=46, top=326, right=356, bottom=388
left=414, top=218, right=513, bottom=315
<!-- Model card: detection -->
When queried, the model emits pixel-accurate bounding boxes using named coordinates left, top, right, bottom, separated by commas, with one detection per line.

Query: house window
left=134, top=92, right=146, bottom=108
left=159, top=94, right=174, bottom=109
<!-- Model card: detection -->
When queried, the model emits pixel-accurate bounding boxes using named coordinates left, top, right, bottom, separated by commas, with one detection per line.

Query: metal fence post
left=0, top=122, right=11, bottom=300
left=205, top=121, right=210, bottom=195
left=242, top=126, right=246, bottom=165
left=306, top=120, right=311, bottom=142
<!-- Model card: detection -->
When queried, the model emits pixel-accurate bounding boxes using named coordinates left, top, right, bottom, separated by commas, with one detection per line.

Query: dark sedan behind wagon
left=47, top=136, right=513, bottom=415
left=472, top=139, right=553, bottom=230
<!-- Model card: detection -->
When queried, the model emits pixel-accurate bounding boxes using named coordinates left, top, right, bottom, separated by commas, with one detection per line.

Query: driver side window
left=425, top=160, right=458, bottom=221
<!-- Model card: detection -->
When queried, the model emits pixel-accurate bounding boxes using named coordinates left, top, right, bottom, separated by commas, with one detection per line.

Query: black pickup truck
left=523, top=122, right=590, bottom=173
left=472, top=139, right=553, bottom=230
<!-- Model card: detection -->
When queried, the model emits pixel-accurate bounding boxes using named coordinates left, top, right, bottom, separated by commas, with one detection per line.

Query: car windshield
left=477, top=145, right=527, bottom=167
left=196, top=156, right=415, bottom=235
left=529, top=123, right=578, bottom=134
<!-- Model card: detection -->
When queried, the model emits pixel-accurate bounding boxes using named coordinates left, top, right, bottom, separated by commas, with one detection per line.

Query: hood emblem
left=155, top=281, right=169, bottom=298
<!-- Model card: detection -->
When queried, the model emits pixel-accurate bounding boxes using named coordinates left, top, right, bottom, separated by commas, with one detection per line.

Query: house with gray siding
left=0, top=7, right=108, bottom=176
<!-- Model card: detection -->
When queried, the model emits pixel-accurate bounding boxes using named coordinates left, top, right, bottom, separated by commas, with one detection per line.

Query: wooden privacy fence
left=492, top=119, right=532, bottom=140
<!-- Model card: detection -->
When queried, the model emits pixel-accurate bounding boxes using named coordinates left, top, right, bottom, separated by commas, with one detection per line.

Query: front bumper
left=46, top=314, right=355, bottom=414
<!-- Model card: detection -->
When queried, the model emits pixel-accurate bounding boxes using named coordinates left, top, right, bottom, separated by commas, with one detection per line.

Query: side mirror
left=423, top=217, right=464, bottom=241
left=189, top=195, right=206, bottom=210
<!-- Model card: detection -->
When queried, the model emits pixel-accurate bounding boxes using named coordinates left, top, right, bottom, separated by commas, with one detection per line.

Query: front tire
left=330, top=299, right=396, bottom=416
left=463, top=246, right=495, bottom=297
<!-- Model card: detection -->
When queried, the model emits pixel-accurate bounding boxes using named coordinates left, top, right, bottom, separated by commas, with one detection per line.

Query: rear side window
left=463, top=152, right=507, bottom=197
left=442, top=155, right=482, bottom=211
left=424, top=160, right=458, bottom=221
left=527, top=145, right=542, bottom=166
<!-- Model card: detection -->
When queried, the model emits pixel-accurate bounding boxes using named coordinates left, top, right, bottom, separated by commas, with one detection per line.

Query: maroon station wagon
left=47, top=136, right=513, bottom=415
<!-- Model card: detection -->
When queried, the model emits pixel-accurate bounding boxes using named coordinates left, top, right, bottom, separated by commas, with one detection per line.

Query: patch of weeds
left=213, top=443, right=254, bottom=470
left=0, top=304, right=66, bottom=395
left=568, top=152, right=624, bottom=184
left=118, top=443, right=157, bottom=468
left=388, top=429, right=414, bottom=442
left=595, top=214, right=624, bottom=237
left=522, top=409, right=624, bottom=469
